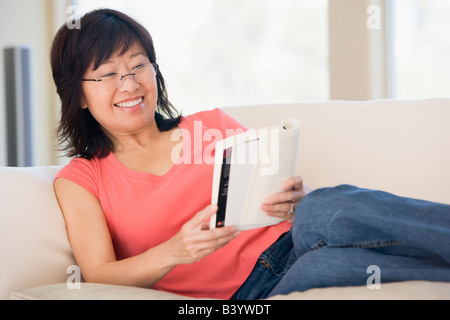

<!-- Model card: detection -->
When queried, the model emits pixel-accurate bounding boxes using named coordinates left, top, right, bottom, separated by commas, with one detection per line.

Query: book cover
left=210, top=118, right=301, bottom=230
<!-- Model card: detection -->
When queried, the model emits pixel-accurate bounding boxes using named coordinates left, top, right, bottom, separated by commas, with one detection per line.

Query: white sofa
left=1, top=99, right=450, bottom=300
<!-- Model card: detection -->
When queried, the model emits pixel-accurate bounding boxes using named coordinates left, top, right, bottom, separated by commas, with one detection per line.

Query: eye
left=99, top=72, right=117, bottom=79
left=132, top=64, right=145, bottom=71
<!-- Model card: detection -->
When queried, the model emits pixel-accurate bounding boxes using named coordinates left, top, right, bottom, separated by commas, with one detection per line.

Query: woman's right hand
left=164, top=205, right=240, bottom=265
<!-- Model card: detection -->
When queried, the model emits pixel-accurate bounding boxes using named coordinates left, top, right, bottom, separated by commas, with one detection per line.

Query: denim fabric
left=230, top=232, right=296, bottom=300
left=231, top=184, right=450, bottom=300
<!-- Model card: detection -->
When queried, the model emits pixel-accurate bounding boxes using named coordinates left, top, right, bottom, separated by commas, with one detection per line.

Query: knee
left=291, top=185, right=361, bottom=252
left=296, top=184, right=359, bottom=212
left=293, top=184, right=358, bottom=227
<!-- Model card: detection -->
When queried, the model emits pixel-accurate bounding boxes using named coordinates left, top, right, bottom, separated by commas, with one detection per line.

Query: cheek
left=145, top=81, right=158, bottom=100
left=82, top=86, right=113, bottom=110
left=137, top=82, right=158, bottom=110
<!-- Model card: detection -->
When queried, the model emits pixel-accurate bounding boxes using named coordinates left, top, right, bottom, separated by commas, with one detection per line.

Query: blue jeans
left=231, top=185, right=450, bottom=300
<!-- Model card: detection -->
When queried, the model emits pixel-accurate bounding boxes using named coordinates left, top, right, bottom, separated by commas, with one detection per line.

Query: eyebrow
left=94, top=51, right=147, bottom=69
left=130, top=51, right=146, bottom=59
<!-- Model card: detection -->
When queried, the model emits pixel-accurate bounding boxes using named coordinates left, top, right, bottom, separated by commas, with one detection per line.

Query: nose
left=119, top=74, right=139, bottom=92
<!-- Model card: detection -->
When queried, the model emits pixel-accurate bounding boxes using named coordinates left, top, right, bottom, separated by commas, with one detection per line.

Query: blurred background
left=0, top=0, right=449, bottom=166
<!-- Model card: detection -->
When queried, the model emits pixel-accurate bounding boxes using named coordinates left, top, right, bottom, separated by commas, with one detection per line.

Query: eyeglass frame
left=81, top=62, right=159, bottom=87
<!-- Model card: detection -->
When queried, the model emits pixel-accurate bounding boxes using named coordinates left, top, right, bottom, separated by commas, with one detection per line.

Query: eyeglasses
left=82, top=62, right=158, bottom=89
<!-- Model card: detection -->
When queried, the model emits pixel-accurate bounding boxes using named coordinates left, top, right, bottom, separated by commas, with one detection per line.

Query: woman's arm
left=54, top=178, right=239, bottom=288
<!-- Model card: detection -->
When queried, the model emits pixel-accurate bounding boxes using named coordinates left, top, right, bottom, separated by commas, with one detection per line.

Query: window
left=392, top=0, right=450, bottom=99
left=75, top=0, right=328, bottom=115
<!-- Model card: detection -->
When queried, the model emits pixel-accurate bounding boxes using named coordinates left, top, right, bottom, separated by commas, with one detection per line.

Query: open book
left=210, top=118, right=301, bottom=230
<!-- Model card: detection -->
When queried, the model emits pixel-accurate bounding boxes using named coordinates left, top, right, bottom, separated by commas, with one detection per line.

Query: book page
left=240, top=119, right=301, bottom=229
left=265, top=119, right=301, bottom=197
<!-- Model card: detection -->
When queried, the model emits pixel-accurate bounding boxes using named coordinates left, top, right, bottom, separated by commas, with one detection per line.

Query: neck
left=104, top=118, right=160, bottom=154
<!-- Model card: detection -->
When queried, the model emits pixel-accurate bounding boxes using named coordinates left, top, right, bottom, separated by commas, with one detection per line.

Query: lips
left=114, top=96, right=144, bottom=108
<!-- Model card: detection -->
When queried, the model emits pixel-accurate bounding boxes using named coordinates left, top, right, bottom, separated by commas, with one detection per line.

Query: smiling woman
left=50, top=9, right=181, bottom=159
left=50, top=9, right=305, bottom=299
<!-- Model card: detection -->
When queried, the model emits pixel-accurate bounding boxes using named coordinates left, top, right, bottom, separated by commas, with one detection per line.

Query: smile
left=114, top=97, right=144, bottom=108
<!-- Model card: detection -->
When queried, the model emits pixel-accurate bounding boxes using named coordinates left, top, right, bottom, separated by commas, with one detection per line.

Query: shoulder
left=55, top=156, right=101, bottom=198
left=182, top=108, right=247, bottom=133
left=57, top=157, right=99, bottom=178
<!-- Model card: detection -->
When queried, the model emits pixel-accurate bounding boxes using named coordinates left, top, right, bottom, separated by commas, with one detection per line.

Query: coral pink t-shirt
left=56, top=108, right=290, bottom=299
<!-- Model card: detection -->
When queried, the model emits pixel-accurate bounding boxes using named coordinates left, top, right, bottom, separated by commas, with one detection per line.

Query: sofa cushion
left=9, top=281, right=450, bottom=300
left=0, top=166, right=76, bottom=299
left=9, top=283, right=195, bottom=300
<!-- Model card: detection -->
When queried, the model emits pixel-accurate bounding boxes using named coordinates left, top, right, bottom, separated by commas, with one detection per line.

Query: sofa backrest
left=225, top=99, right=450, bottom=205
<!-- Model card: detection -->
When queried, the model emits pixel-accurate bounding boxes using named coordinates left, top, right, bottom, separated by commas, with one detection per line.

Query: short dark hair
left=50, top=8, right=181, bottom=159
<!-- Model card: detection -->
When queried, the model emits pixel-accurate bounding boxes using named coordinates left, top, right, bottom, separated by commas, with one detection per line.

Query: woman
left=52, top=9, right=450, bottom=300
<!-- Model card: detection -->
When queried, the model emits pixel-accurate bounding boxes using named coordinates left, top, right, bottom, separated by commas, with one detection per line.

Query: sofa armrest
left=0, top=166, right=75, bottom=299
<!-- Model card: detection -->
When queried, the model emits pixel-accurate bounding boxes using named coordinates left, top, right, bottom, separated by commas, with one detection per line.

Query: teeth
left=115, top=97, right=143, bottom=108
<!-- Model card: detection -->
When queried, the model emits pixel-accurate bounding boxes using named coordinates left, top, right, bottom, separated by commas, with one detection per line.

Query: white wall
left=1, top=0, right=436, bottom=167
left=328, top=0, right=389, bottom=100
left=0, top=0, right=69, bottom=166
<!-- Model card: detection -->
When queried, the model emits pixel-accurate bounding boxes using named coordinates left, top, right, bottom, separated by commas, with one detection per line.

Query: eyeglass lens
left=115, top=63, right=156, bottom=88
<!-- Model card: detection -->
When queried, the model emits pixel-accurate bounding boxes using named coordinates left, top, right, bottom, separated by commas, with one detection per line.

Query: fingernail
left=263, top=196, right=272, bottom=204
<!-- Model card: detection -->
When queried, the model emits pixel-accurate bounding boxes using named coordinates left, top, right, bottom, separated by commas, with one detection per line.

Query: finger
left=263, top=208, right=294, bottom=224
left=281, top=175, right=304, bottom=191
left=195, top=225, right=239, bottom=244
left=183, top=221, right=237, bottom=242
left=263, top=190, right=303, bottom=205
left=201, top=220, right=210, bottom=231
left=207, top=228, right=239, bottom=249
left=191, top=242, right=235, bottom=262
left=185, top=204, right=218, bottom=229
left=261, top=201, right=293, bottom=215
left=262, top=202, right=296, bottom=223
left=186, top=227, right=239, bottom=260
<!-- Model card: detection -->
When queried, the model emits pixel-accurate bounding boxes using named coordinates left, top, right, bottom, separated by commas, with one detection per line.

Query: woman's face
left=81, top=41, right=158, bottom=137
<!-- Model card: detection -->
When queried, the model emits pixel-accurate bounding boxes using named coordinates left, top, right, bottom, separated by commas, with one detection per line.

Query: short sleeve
left=55, top=157, right=99, bottom=198
left=215, top=108, right=247, bottom=135
left=187, top=108, right=247, bottom=137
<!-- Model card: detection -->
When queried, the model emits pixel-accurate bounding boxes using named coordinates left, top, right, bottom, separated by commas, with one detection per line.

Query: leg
left=269, top=185, right=450, bottom=296
left=293, top=185, right=450, bottom=261
left=269, top=246, right=450, bottom=296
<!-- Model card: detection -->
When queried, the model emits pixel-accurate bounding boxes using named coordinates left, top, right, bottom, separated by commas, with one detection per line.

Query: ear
left=80, top=94, right=88, bottom=109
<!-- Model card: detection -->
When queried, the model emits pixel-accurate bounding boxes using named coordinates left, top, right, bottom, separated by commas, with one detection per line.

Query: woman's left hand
left=260, top=176, right=308, bottom=223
